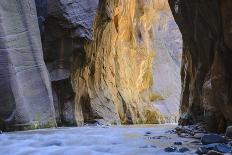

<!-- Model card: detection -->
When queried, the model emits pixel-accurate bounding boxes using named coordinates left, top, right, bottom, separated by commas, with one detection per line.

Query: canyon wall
left=71, top=0, right=164, bottom=125
left=40, top=0, right=181, bottom=126
left=151, top=0, right=182, bottom=123
left=168, top=0, right=232, bottom=132
left=0, top=0, right=182, bottom=130
left=0, top=0, right=56, bottom=130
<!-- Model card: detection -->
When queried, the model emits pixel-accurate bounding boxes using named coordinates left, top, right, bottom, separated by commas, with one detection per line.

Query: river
left=0, top=124, right=199, bottom=155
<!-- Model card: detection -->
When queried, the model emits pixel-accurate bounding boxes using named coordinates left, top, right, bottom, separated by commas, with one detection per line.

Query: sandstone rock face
left=151, top=0, right=182, bottom=123
left=36, top=0, right=181, bottom=126
left=0, top=0, right=56, bottom=130
left=71, top=0, right=165, bottom=125
left=168, top=0, right=232, bottom=132
left=0, top=0, right=182, bottom=130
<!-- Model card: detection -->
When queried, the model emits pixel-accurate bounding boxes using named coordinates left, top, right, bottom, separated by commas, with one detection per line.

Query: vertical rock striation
left=168, top=0, right=232, bottom=132
left=0, top=0, right=56, bottom=130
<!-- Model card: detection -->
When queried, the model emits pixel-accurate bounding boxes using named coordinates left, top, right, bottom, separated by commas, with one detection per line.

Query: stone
left=215, top=144, right=232, bottom=153
left=164, top=146, right=177, bottom=152
left=207, top=150, right=224, bottom=155
left=168, top=0, right=232, bottom=133
left=201, top=134, right=226, bottom=145
left=70, top=0, right=174, bottom=125
left=145, top=131, right=152, bottom=135
left=178, top=147, right=190, bottom=153
left=0, top=0, right=56, bottom=131
left=225, top=126, right=232, bottom=139
left=196, top=146, right=209, bottom=154
left=174, top=142, right=182, bottom=145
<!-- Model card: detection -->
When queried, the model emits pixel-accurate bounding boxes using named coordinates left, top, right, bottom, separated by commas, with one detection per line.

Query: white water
left=0, top=125, right=198, bottom=155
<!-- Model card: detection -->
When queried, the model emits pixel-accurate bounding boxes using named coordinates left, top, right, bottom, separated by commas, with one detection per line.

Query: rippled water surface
left=0, top=124, right=199, bottom=155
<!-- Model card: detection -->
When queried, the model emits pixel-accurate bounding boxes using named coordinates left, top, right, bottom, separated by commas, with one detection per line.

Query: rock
left=207, top=150, right=224, bottom=155
left=225, top=126, right=232, bottom=139
left=145, top=131, right=152, bottom=135
left=215, top=144, right=232, bottom=153
left=196, top=146, right=209, bottom=154
left=164, top=146, right=177, bottom=152
left=178, top=147, right=190, bottom=153
left=0, top=0, right=56, bottom=131
left=201, top=134, right=226, bottom=145
left=196, top=143, right=232, bottom=154
left=0, top=130, right=2, bottom=134
left=174, top=142, right=182, bottom=145
left=169, top=0, right=232, bottom=133
left=70, top=0, right=170, bottom=126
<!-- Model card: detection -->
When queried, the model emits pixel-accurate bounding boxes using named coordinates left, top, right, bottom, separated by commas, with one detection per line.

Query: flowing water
left=0, top=124, right=199, bottom=155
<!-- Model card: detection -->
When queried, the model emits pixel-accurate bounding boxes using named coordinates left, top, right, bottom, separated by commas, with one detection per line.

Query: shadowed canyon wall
left=0, top=0, right=182, bottom=130
left=0, top=0, right=56, bottom=130
left=169, top=0, right=232, bottom=132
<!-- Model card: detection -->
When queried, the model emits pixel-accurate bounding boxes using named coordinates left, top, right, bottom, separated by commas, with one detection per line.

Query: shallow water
left=0, top=124, right=198, bottom=155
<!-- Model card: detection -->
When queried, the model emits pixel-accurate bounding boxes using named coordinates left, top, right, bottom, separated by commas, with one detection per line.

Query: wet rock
left=174, top=124, right=206, bottom=138
left=207, top=150, right=224, bottom=155
left=145, top=131, right=152, bottom=135
left=215, top=144, right=232, bottom=153
left=178, top=147, right=190, bottom=153
left=201, top=134, right=226, bottom=145
left=174, top=142, right=182, bottom=145
left=225, top=126, right=232, bottom=139
left=196, top=146, right=209, bottom=154
left=164, top=146, right=177, bottom=152
left=196, top=143, right=232, bottom=154
left=150, top=136, right=169, bottom=139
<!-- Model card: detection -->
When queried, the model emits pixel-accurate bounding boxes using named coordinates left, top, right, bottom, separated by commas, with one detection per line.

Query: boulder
left=201, top=134, right=226, bottom=145
left=225, top=126, right=232, bottom=139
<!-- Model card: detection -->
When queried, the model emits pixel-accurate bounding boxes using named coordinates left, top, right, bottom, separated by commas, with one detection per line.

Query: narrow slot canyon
left=0, top=0, right=232, bottom=155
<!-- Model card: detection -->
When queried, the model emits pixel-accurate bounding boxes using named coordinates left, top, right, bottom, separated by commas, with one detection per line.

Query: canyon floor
left=0, top=125, right=200, bottom=155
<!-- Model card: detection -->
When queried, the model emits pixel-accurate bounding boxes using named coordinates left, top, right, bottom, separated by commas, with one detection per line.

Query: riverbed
left=0, top=124, right=199, bottom=155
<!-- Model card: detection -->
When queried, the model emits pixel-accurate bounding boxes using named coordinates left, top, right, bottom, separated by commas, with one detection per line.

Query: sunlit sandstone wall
left=71, top=0, right=165, bottom=125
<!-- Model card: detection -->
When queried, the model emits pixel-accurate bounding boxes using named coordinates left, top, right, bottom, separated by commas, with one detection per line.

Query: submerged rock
left=174, top=142, right=182, bottom=145
left=178, top=147, right=190, bottom=153
left=164, top=146, right=177, bottom=152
